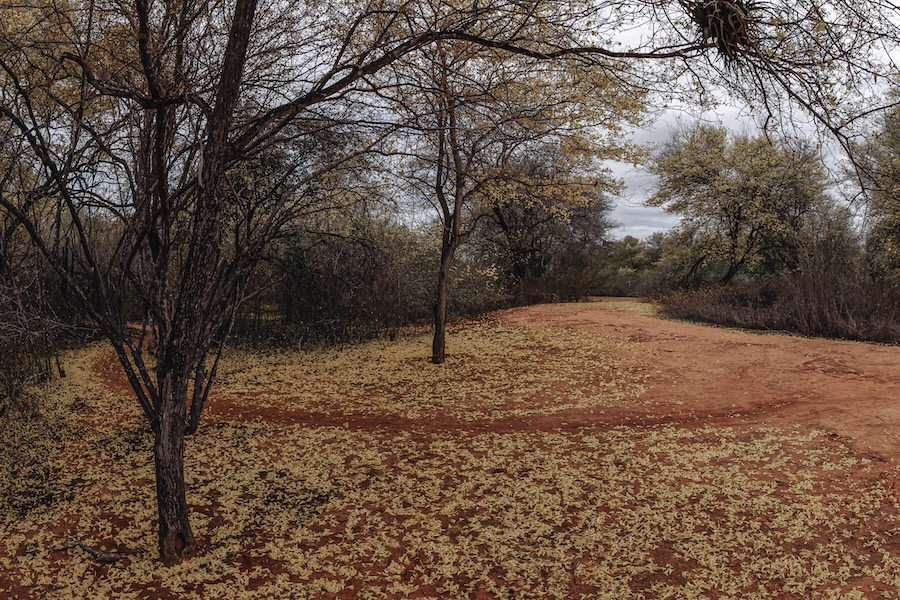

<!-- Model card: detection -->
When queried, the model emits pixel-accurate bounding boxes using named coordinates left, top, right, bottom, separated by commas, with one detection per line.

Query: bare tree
left=0, top=120, right=63, bottom=414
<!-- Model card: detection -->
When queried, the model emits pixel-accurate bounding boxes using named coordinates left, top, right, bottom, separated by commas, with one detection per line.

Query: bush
left=231, top=218, right=510, bottom=347
left=0, top=281, right=63, bottom=414
left=661, top=277, right=900, bottom=343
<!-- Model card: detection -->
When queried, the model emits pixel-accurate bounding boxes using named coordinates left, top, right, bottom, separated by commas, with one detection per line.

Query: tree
left=0, top=0, right=367, bottom=561
left=387, top=43, right=644, bottom=362
left=648, top=125, right=828, bottom=284
left=859, top=101, right=900, bottom=288
left=476, top=148, right=620, bottom=298
left=594, top=235, right=663, bottom=296
left=0, top=0, right=897, bottom=562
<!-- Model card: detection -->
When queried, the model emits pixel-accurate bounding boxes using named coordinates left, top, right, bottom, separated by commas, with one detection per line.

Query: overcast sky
left=607, top=162, right=671, bottom=239
left=606, top=104, right=756, bottom=239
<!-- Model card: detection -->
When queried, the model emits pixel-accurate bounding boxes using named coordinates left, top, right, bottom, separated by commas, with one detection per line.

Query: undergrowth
left=661, top=278, right=900, bottom=343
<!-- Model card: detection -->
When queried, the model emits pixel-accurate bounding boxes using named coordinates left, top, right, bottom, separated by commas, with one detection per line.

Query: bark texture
left=432, top=244, right=454, bottom=364
left=153, top=377, right=195, bottom=562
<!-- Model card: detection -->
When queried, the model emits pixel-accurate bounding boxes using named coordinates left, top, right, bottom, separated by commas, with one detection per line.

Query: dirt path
left=501, top=300, right=900, bottom=461
left=97, top=300, right=900, bottom=458
left=94, top=300, right=900, bottom=506
left=139, top=300, right=899, bottom=461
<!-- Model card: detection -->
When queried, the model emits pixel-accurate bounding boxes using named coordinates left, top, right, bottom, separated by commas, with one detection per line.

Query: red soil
left=71, top=300, right=900, bottom=598
left=96, top=301, right=900, bottom=461
left=501, top=301, right=900, bottom=462
left=127, top=301, right=898, bottom=465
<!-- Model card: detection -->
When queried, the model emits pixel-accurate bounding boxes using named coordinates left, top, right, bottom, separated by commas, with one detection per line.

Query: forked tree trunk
left=720, top=262, right=740, bottom=284
left=153, top=375, right=195, bottom=562
left=145, top=0, right=258, bottom=563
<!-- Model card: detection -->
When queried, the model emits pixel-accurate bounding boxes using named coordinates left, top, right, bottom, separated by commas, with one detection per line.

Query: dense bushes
left=659, top=230, right=900, bottom=344
left=231, top=217, right=512, bottom=347
left=0, top=279, right=66, bottom=414
left=605, top=198, right=900, bottom=344
left=661, top=279, right=900, bottom=343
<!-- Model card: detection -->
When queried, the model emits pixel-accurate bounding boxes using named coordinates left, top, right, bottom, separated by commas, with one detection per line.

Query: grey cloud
left=603, top=106, right=753, bottom=239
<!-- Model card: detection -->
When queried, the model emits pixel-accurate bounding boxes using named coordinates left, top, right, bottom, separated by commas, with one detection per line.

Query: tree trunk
left=185, top=363, right=206, bottom=436
left=153, top=377, right=195, bottom=563
left=432, top=242, right=454, bottom=364
left=720, top=262, right=740, bottom=284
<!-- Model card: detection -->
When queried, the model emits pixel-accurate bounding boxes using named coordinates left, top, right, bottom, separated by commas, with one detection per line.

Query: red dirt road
left=185, top=300, right=900, bottom=463
left=98, top=301, right=900, bottom=463
left=98, top=302, right=900, bottom=459
left=501, top=301, right=900, bottom=462
left=12, top=299, right=900, bottom=598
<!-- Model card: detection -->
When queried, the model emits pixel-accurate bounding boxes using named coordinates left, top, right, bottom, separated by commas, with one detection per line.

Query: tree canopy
left=382, top=38, right=646, bottom=361
left=859, top=100, right=900, bottom=288
left=648, top=124, right=829, bottom=284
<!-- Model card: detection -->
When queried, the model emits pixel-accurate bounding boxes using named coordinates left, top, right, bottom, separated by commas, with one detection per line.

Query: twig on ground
left=53, top=542, right=123, bottom=563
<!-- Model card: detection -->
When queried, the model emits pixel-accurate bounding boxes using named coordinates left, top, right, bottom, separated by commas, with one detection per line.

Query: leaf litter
left=1, top=308, right=899, bottom=598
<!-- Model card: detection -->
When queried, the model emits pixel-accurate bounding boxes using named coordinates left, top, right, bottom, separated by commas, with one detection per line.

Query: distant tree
left=259, top=206, right=440, bottom=344
left=387, top=44, right=644, bottom=361
left=595, top=236, right=654, bottom=295
left=477, top=148, right=621, bottom=298
left=605, top=236, right=657, bottom=272
left=648, top=125, right=829, bottom=284
left=859, top=101, right=900, bottom=288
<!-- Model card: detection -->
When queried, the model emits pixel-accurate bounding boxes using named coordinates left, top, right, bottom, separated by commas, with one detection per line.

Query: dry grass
left=2, top=317, right=899, bottom=598
left=661, top=283, right=900, bottom=344
left=588, top=298, right=661, bottom=317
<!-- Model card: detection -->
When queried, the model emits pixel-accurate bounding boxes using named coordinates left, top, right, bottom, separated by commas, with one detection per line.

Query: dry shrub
left=661, top=276, right=900, bottom=343
left=0, top=282, right=62, bottom=414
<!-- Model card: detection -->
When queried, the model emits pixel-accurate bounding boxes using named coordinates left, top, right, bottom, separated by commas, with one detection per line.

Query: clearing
left=2, top=299, right=900, bottom=598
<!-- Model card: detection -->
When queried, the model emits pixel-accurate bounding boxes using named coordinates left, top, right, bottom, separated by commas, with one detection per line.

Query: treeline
left=0, top=174, right=617, bottom=403
left=10, top=113, right=900, bottom=414
left=225, top=195, right=616, bottom=346
left=603, top=118, right=900, bottom=343
left=10, top=112, right=900, bottom=415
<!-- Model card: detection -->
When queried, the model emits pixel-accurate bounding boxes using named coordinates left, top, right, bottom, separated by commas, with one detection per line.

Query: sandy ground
left=202, top=299, right=900, bottom=463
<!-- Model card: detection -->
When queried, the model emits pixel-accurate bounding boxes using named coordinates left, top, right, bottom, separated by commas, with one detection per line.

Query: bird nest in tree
left=686, top=0, right=755, bottom=62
